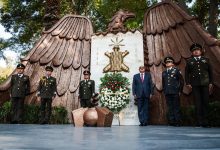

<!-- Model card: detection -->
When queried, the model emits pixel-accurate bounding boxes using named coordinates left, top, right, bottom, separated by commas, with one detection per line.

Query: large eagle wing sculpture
left=143, top=1, right=220, bottom=124
left=0, top=15, right=93, bottom=119
left=144, top=1, right=220, bottom=93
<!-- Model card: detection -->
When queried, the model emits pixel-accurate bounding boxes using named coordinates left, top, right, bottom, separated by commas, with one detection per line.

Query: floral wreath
left=99, top=73, right=130, bottom=113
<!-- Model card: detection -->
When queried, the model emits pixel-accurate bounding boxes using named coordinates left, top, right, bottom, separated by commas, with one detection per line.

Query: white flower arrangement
left=100, top=87, right=130, bottom=113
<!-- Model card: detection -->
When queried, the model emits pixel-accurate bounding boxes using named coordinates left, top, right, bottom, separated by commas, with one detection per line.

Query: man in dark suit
left=79, top=70, right=95, bottom=108
left=132, top=66, right=154, bottom=126
left=162, top=56, right=184, bottom=126
left=10, top=63, right=30, bottom=124
left=185, top=43, right=213, bottom=127
left=37, top=66, right=57, bottom=124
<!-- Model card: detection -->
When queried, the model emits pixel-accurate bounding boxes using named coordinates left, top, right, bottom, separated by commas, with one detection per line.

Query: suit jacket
left=185, top=56, right=213, bottom=86
left=162, top=67, right=184, bottom=95
left=79, top=80, right=95, bottom=100
left=37, top=76, right=57, bottom=99
left=132, top=72, right=154, bottom=98
left=11, top=74, right=30, bottom=98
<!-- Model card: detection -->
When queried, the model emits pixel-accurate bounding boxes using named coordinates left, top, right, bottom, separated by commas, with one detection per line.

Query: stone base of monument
left=72, top=108, right=88, bottom=127
left=72, top=107, right=113, bottom=127
left=95, top=107, right=114, bottom=127
left=83, top=108, right=98, bottom=126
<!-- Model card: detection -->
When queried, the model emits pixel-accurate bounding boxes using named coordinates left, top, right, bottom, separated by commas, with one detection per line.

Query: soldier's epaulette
left=186, top=57, right=193, bottom=61
left=201, top=56, right=209, bottom=60
left=40, top=76, right=46, bottom=81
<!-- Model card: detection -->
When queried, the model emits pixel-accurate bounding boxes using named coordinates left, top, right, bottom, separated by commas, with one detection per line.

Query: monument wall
left=91, top=30, right=144, bottom=125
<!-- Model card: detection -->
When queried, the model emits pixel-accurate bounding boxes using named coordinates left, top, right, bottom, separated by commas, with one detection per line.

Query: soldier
left=185, top=43, right=213, bottom=127
left=162, top=57, right=184, bottom=126
left=79, top=70, right=95, bottom=108
left=37, top=66, right=57, bottom=124
left=10, top=63, right=30, bottom=124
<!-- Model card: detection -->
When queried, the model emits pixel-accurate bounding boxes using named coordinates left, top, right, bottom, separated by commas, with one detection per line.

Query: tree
left=0, top=0, right=219, bottom=56
left=190, top=0, right=220, bottom=38
left=0, top=0, right=45, bottom=53
left=208, top=0, right=219, bottom=38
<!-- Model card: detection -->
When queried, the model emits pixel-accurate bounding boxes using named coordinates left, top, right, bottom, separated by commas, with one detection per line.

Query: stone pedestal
left=96, top=107, right=114, bottom=127
left=72, top=107, right=114, bottom=127
left=83, top=108, right=98, bottom=126
left=72, top=108, right=88, bottom=127
left=91, top=31, right=144, bottom=125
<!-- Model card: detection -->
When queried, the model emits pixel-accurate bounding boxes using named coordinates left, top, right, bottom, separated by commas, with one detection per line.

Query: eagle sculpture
left=0, top=0, right=220, bottom=124
left=0, top=15, right=93, bottom=120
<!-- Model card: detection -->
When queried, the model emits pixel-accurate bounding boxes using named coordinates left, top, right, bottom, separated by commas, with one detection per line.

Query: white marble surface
left=91, top=31, right=144, bottom=125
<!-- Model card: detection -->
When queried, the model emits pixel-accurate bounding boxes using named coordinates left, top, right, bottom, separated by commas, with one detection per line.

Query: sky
left=0, top=25, right=16, bottom=68
left=0, top=25, right=12, bottom=39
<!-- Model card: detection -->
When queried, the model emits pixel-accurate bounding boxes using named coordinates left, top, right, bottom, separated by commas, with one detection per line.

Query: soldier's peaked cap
left=83, top=70, right=91, bottom=75
left=164, top=56, right=174, bottom=64
left=190, top=43, right=202, bottom=52
left=45, top=66, right=53, bottom=72
left=16, top=63, right=25, bottom=69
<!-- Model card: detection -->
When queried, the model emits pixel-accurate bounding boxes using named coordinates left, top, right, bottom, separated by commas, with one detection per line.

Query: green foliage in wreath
left=100, top=73, right=130, bottom=92
left=99, top=73, right=130, bottom=113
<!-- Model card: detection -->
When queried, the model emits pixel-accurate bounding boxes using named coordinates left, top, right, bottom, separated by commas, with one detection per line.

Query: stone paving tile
left=0, top=125, right=220, bottom=150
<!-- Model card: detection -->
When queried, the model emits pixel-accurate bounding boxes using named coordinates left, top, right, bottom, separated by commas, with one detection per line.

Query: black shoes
left=169, top=122, right=181, bottom=127
left=139, top=123, right=148, bottom=126
left=196, top=124, right=211, bottom=128
left=40, top=121, right=48, bottom=125
left=11, top=121, right=18, bottom=124
left=11, top=120, right=23, bottom=124
left=139, top=123, right=143, bottom=126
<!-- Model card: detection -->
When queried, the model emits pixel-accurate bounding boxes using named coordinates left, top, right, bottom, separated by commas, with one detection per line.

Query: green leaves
left=0, top=101, right=68, bottom=124
left=0, top=0, right=45, bottom=52
left=100, top=73, right=130, bottom=92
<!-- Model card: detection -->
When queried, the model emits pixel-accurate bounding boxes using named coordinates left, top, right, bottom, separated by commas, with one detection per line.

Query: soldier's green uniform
left=11, top=64, right=30, bottom=124
left=79, top=70, right=95, bottom=108
left=37, top=66, right=57, bottom=124
left=162, top=57, right=184, bottom=126
left=185, top=43, right=213, bottom=127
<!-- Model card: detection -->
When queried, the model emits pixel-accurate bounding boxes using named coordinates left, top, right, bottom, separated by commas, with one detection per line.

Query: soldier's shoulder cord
left=41, top=76, right=46, bottom=79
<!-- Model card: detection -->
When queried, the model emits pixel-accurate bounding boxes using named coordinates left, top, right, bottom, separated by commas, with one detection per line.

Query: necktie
left=141, top=73, right=144, bottom=82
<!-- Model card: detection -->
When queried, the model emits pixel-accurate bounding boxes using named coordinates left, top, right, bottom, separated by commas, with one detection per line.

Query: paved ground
left=0, top=124, right=220, bottom=150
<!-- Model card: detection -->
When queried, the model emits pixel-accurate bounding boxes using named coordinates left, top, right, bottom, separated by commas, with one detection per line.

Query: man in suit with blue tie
left=132, top=66, right=154, bottom=126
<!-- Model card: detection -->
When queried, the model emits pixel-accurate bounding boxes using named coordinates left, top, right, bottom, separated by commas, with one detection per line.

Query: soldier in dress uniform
left=79, top=70, right=95, bottom=108
left=37, top=66, right=57, bottom=124
left=10, top=63, right=30, bottom=124
left=185, top=43, right=213, bottom=127
left=162, top=57, right=184, bottom=126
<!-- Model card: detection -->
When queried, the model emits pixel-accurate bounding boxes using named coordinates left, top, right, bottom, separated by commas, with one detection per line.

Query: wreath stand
left=114, top=113, right=121, bottom=126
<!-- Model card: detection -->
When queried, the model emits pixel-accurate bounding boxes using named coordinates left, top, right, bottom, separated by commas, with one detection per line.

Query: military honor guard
left=185, top=43, right=213, bottom=127
left=132, top=66, right=154, bottom=126
left=79, top=70, right=95, bottom=108
left=162, top=57, right=184, bottom=126
left=10, top=63, right=30, bottom=124
left=37, top=66, right=57, bottom=124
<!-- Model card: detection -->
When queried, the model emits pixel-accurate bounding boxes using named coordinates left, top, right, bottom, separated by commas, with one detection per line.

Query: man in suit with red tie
left=132, top=66, right=154, bottom=126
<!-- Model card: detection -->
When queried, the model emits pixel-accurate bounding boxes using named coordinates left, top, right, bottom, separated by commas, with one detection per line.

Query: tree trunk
left=196, top=0, right=208, bottom=26
left=43, top=0, right=60, bottom=30
left=208, top=0, right=219, bottom=38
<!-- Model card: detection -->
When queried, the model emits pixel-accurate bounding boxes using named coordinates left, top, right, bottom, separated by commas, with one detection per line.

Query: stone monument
left=91, top=30, right=144, bottom=125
